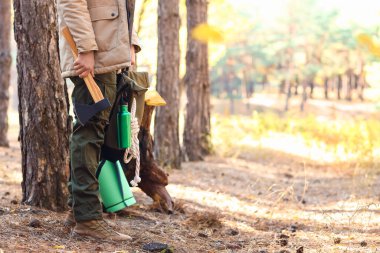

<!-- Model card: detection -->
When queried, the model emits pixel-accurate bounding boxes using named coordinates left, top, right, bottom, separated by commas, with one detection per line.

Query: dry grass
left=185, top=211, right=223, bottom=229
left=211, top=112, right=380, bottom=167
left=1, top=108, right=380, bottom=252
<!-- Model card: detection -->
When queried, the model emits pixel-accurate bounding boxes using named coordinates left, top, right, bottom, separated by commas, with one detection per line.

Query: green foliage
left=210, top=1, right=378, bottom=97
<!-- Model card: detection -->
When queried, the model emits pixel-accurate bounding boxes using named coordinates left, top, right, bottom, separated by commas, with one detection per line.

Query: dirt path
left=0, top=125, right=380, bottom=252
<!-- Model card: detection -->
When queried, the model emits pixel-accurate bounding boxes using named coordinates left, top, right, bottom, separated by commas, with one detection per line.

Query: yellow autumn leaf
left=53, top=245, right=65, bottom=249
left=356, top=33, right=380, bottom=58
left=357, top=34, right=374, bottom=48
left=191, top=23, right=224, bottom=43
left=370, top=46, right=380, bottom=58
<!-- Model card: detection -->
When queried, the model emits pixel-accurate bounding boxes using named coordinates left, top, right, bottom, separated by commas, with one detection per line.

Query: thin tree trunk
left=309, top=81, right=314, bottom=98
left=200, top=56, right=211, bottom=156
left=154, top=0, right=181, bottom=169
left=0, top=0, right=11, bottom=147
left=14, top=0, right=71, bottom=211
left=324, top=77, right=329, bottom=99
left=284, top=4, right=295, bottom=112
left=354, top=74, right=359, bottom=90
left=183, top=0, right=210, bottom=161
left=284, top=79, right=292, bottom=111
left=358, top=63, right=366, bottom=101
left=300, top=81, right=308, bottom=112
left=358, top=74, right=365, bottom=101
left=136, top=0, right=150, bottom=35
left=337, top=75, right=342, bottom=100
left=261, top=74, right=267, bottom=91
left=346, top=71, right=353, bottom=101
left=294, top=83, right=299, bottom=95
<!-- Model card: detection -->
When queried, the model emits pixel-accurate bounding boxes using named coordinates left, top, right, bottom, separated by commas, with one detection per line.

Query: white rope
left=123, top=98, right=141, bottom=187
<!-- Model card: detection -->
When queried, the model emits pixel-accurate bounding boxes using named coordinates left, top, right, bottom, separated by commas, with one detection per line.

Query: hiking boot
left=64, top=210, right=116, bottom=228
left=63, top=210, right=76, bottom=228
left=73, top=219, right=132, bottom=241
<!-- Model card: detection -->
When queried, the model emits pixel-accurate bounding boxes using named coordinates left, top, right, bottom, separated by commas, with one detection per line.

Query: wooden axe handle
left=61, top=27, right=104, bottom=102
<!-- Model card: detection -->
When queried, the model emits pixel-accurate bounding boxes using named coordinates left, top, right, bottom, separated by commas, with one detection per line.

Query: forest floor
left=1, top=97, right=380, bottom=253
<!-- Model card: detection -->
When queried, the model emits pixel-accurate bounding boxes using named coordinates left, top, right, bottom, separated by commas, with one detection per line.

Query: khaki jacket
left=58, top=0, right=141, bottom=78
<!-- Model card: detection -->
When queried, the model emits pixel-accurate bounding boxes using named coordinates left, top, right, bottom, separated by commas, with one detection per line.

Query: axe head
left=74, top=98, right=111, bottom=126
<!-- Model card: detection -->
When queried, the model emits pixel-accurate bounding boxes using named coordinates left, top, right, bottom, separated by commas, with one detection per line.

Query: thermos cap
left=120, top=104, right=128, bottom=112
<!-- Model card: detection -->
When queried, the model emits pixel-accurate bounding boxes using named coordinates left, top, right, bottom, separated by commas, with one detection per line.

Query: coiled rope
left=123, top=98, right=141, bottom=187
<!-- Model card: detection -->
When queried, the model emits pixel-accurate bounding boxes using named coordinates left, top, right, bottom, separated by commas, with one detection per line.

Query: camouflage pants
left=68, top=72, right=116, bottom=222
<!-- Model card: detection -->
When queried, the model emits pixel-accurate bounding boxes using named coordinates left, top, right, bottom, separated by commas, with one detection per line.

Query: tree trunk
left=284, top=79, right=292, bottom=111
left=154, top=0, right=181, bottom=169
left=337, top=75, right=342, bottom=100
left=324, top=77, right=329, bottom=99
left=300, top=81, right=308, bottom=112
left=358, top=74, right=365, bottom=101
left=136, top=0, right=150, bottom=35
left=0, top=0, right=11, bottom=147
left=294, top=83, right=299, bottom=95
left=279, top=79, right=285, bottom=94
left=183, top=0, right=210, bottom=161
left=358, top=66, right=366, bottom=102
left=309, top=81, right=314, bottom=98
left=14, top=0, right=71, bottom=211
left=346, top=72, right=353, bottom=101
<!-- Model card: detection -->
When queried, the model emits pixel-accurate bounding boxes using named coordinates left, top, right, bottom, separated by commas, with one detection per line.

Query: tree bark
left=324, top=77, right=329, bottom=99
left=284, top=6, right=295, bottom=112
left=357, top=60, right=366, bottom=101
left=294, top=83, right=299, bottom=95
left=0, top=0, right=11, bottom=147
left=284, top=79, right=292, bottom=111
left=154, top=0, right=181, bottom=169
left=309, top=81, right=314, bottom=98
left=337, top=75, right=342, bottom=100
left=300, top=81, right=308, bottom=112
left=183, top=0, right=211, bottom=161
left=136, top=0, right=150, bottom=35
left=14, top=0, right=71, bottom=211
left=346, top=71, right=353, bottom=101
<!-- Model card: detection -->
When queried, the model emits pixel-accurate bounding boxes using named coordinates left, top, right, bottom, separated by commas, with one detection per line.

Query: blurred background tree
left=130, top=0, right=380, bottom=164
left=154, top=0, right=182, bottom=169
left=202, top=0, right=379, bottom=112
left=183, top=0, right=211, bottom=161
left=0, top=0, right=11, bottom=147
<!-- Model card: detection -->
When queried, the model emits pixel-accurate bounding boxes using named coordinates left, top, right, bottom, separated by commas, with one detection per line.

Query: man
left=58, top=0, right=140, bottom=241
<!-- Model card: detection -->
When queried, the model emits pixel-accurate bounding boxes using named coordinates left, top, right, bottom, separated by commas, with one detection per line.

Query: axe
left=61, top=27, right=111, bottom=126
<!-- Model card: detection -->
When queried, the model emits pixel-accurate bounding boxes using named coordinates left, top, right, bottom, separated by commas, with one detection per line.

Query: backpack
left=101, top=71, right=149, bottom=167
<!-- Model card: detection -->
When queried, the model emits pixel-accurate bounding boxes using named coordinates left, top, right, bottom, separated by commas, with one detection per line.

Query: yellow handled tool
left=61, top=26, right=111, bottom=125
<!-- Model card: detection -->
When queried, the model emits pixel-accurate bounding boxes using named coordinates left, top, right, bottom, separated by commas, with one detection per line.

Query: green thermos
left=96, top=160, right=136, bottom=212
left=117, top=105, right=131, bottom=149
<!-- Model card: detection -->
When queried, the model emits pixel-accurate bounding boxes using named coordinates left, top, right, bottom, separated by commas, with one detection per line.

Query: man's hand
left=130, top=45, right=136, bottom=66
left=74, top=51, right=95, bottom=78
